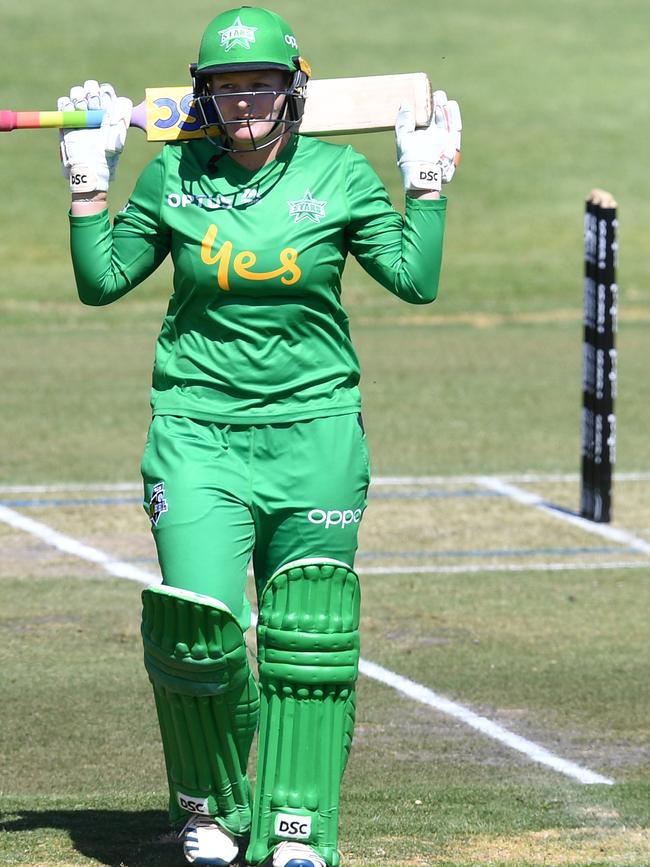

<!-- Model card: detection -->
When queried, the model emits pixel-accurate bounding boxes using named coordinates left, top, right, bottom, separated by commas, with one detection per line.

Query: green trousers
left=140, top=412, right=370, bottom=625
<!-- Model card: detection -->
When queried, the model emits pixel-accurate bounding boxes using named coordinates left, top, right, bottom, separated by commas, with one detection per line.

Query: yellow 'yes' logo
left=201, top=224, right=301, bottom=292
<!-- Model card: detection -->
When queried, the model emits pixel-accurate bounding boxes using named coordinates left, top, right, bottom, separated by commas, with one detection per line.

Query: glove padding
left=58, top=80, right=132, bottom=194
left=395, top=89, right=462, bottom=192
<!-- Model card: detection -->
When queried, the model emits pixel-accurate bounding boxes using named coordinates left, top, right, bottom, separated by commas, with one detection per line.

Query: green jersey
left=70, top=134, right=446, bottom=423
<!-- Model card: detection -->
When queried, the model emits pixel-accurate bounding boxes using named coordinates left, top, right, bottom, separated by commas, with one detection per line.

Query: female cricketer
left=58, top=6, right=461, bottom=867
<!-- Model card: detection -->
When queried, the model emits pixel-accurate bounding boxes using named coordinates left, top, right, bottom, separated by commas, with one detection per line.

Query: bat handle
left=129, top=101, right=148, bottom=131
left=0, top=103, right=148, bottom=133
left=0, top=109, right=106, bottom=131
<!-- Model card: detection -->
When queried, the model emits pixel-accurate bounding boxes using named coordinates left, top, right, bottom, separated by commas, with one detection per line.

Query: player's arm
left=345, top=91, right=461, bottom=304
left=69, top=155, right=171, bottom=306
left=60, top=81, right=171, bottom=305
left=344, top=153, right=445, bottom=305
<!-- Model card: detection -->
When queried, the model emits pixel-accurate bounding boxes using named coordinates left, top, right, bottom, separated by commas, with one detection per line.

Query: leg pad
left=142, top=585, right=259, bottom=835
left=247, top=560, right=360, bottom=867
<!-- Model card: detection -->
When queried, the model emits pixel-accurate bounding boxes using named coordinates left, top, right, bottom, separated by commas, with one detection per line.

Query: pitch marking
left=477, top=477, right=650, bottom=556
left=359, top=659, right=613, bottom=786
left=0, top=504, right=156, bottom=585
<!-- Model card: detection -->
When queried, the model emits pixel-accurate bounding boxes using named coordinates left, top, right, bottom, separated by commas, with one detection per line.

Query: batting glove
left=58, top=80, right=132, bottom=194
left=395, top=90, right=462, bottom=192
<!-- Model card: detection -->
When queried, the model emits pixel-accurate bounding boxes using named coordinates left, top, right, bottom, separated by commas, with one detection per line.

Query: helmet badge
left=218, top=16, right=258, bottom=52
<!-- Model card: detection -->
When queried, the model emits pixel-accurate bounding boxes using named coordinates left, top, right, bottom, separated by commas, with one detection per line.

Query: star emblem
left=288, top=189, right=327, bottom=224
left=218, top=16, right=258, bottom=52
left=148, top=481, right=168, bottom=527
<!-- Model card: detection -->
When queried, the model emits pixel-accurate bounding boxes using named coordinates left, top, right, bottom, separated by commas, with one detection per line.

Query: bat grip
left=53, top=110, right=106, bottom=129
left=0, top=111, right=18, bottom=131
left=0, top=103, right=148, bottom=133
left=0, top=109, right=107, bottom=131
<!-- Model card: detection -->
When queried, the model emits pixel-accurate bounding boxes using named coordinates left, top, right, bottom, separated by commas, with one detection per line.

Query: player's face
left=208, top=69, right=289, bottom=149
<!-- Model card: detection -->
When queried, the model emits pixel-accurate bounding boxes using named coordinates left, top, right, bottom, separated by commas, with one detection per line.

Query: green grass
left=2, top=1, right=650, bottom=865
left=3, top=318, right=648, bottom=481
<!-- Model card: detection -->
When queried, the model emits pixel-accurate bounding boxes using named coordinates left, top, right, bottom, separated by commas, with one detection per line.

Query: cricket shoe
left=271, top=841, right=327, bottom=867
left=180, top=814, right=241, bottom=865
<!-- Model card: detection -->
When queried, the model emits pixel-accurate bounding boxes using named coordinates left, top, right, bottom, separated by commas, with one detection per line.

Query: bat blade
left=1, top=73, right=433, bottom=141
left=302, top=73, right=432, bottom=135
left=142, top=73, right=432, bottom=141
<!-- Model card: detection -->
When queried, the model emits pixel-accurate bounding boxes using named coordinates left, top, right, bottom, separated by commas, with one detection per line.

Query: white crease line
left=371, top=472, right=650, bottom=486
left=477, top=477, right=650, bottom=557
left=1, top=471, right=650, bottom=494
left=0, top=482, right=142, bottom=494
left=0, top=503, right=614, bottom=787
left=0, top=504, right=159, bottom=585
left=357, top=560, right=649, bottom=575
left=358, top=659, right=614, bottom=786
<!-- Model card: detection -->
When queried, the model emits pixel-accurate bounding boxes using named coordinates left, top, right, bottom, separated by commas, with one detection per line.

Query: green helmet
left=191, top=6, right=311, bottom=150
left=196, top=6, right=305, bottom=75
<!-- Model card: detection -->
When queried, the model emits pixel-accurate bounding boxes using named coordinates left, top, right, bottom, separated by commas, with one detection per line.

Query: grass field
left=1, top=2, right=649, bottom=866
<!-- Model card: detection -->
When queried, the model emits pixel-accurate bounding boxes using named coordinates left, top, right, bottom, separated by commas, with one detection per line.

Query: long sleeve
left=344, top=149, right=446, bottom=305
left=69, top=153, right=171, bottom=306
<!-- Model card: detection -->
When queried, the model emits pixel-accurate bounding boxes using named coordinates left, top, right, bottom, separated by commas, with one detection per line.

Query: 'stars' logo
left=218, top=16, right=258, bottom=51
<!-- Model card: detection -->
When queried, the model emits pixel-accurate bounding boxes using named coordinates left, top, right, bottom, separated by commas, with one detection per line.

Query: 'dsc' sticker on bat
left=144, top=87, right=219, bottom=141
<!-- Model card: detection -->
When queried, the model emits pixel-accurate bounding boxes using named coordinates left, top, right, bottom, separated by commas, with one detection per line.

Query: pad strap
left=247, top=561, right=360, bottom=867
left=142, top=585, right=259, bottom=834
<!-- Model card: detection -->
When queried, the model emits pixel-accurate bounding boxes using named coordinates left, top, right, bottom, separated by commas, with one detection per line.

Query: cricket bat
left=0, top=73, right=432, bottom=141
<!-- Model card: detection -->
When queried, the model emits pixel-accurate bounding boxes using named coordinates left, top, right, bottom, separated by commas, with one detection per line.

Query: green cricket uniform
left=65, top=2, right=452, bottom=857
left=70, top=91, right=448, bottom=863
left=69, top=134, right=446, bottom=618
